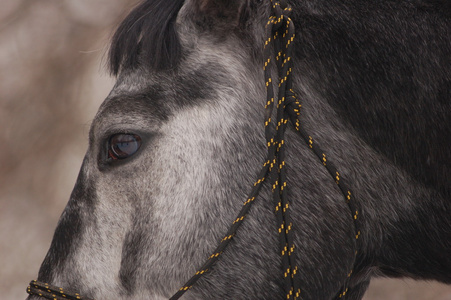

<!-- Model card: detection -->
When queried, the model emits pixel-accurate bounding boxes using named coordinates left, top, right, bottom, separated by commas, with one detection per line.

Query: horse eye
left=108, top=133, right=142, bottom=160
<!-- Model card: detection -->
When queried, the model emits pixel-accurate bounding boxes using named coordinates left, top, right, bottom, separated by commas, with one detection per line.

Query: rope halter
left=27, top=1, right=360, bottom=299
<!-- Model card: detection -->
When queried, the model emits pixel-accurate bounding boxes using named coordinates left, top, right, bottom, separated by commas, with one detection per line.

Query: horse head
left=27, top=0, right=450, bottom=299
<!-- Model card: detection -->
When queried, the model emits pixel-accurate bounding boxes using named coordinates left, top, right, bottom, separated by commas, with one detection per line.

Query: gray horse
left=27, top=0, right=450, bottom=299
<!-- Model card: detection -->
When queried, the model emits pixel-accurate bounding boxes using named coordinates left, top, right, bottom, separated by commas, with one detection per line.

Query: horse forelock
left=108, top=0, right=268, bottom=77
left=108, top=0, right=185, bottom=75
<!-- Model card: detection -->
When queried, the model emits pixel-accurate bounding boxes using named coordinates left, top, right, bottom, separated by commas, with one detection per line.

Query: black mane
left=108, top=0, right=185, bottom=75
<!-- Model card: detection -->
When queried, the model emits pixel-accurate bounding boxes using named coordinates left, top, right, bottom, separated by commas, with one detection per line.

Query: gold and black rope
left=171, top=1, right=304, bottom=299
left=284, top=87, right=360, bottom=299
left=27, top=280, right=95, bottom=300
left=265, top=1, right=301, bottom=299
left=171, top=0, right=360, bottom=299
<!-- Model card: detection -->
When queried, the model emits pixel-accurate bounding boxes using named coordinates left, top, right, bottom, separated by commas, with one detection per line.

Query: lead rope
left=27, top=1, right=359, bottom=299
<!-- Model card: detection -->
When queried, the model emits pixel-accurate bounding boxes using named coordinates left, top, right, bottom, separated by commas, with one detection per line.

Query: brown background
left=0, top=1, right=450, bottom=299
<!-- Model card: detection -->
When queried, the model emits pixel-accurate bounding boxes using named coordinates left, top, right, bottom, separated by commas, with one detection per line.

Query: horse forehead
left=94, top=34, right=257, bottom=134
left=110, top=67, right=158, bottom=97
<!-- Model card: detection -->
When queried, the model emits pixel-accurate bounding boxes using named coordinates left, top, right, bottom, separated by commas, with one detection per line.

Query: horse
left=27, top=0, right=450, bottom=299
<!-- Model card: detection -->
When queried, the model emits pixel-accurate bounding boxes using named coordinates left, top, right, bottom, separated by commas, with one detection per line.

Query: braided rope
left=27, top=1, right=359, bottom=299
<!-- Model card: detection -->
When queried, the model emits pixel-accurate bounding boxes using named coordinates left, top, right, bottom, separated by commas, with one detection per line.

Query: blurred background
left=0, top=1, right=450, bottom=299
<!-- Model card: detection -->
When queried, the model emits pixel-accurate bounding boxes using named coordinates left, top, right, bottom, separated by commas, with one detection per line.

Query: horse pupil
left=110, top=134, right=141, bottom=159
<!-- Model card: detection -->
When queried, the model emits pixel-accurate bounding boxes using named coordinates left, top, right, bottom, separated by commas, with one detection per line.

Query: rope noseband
left=27, top=1, right=360, bottom=299
left=27, top=280, right=94, bottom=300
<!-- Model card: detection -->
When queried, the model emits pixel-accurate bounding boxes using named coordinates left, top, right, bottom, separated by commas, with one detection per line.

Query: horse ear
left=187, top=0, right=251, bottom=27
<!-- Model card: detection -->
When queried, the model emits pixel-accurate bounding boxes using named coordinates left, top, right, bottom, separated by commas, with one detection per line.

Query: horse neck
left=290, top=39, right=451, bottom=284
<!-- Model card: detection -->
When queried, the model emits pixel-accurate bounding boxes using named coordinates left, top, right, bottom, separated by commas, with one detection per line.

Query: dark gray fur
left=29, top=0, right=450, bottom=299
